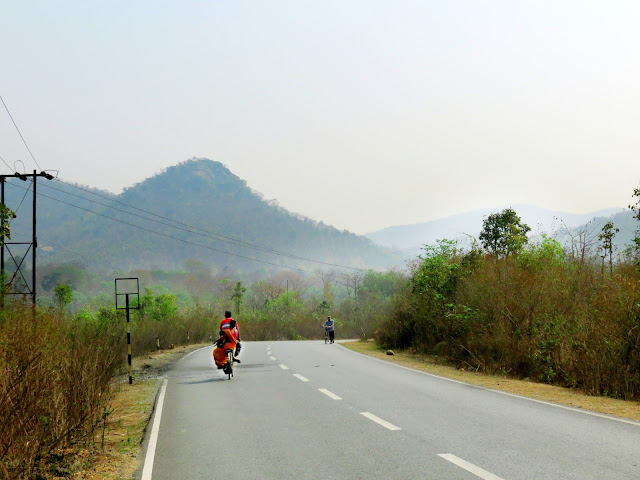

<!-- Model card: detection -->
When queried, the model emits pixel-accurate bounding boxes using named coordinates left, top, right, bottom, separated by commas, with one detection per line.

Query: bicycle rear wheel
left=226, top=350, right=234, bottom=379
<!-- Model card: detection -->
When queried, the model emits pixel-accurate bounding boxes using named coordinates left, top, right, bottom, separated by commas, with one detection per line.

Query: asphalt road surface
left=138, top=341, right=640, bottom=479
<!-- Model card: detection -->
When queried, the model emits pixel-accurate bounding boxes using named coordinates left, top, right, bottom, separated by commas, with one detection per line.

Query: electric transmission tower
left=0, top=170, right=54, bottom=306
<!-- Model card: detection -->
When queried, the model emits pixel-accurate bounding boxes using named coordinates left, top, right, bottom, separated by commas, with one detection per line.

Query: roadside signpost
left=115, top=278, right=140, bottom=384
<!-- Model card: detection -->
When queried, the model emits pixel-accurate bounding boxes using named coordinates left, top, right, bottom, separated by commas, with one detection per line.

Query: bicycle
left=223, top=348, right=234, bottom=379
left=324, top=328, right=330, bottom=344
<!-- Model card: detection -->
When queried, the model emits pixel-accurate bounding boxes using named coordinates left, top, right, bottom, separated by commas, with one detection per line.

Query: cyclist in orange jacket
left=213, top=325, right=238, bottom=369
left=220, top=310, right=241, bottom=359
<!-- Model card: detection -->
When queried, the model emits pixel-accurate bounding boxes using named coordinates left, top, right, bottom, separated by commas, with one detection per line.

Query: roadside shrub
left=380, top=238, right=640, bottom=399
left=0, top=304, right=122, bottom=479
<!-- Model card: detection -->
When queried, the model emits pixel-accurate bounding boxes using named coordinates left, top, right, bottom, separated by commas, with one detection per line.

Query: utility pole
left=115, top=278, right=140, bottom=385
left=0, top=170, right=54, bottom=307
left=1, top=175, right=5, bottom=309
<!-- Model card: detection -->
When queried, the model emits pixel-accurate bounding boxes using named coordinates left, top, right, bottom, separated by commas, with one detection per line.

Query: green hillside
left=3, top=159, right=404, bottom=273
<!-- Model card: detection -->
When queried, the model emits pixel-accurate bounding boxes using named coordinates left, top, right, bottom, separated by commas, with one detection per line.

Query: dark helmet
left=225, top=310, right=232, bottom=318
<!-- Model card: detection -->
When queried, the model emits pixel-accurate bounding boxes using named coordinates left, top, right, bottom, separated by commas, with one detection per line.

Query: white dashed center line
left=360, top=412, right=401, bottom=431
left=269, top=356, right=276, bottom=361
left=438, top=454, right=505, bottom=480
left=318, top=388, right=342, bottom=400
left=293, top=374, right=309, bottom=382
left=279, top=364, right=289, bottom=370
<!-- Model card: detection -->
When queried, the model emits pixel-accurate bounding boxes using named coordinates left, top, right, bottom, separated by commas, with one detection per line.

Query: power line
left=51, top=178, right=318, bottom=259
left=9, top=179, right=33, bottom=224
left=41, top=181, right=292, bottom=256
left=0, top=154, right=15, bottom=173
left=0, top=96, right=42, bottom=171
left=50, top=177, right=367, bottom=271
left=40, top=240, right=123, bottom=273
left=7, top=181, right=311, bottom=273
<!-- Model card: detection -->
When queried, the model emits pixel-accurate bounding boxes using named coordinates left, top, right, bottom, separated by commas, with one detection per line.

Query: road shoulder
left=71, top=343, right=209, bottom=479
left=342, top=340, right=640, bottom=423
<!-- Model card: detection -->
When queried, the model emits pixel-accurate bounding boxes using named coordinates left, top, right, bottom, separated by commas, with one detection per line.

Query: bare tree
left=340, top=271, right=365, bottom=336
left=273, top=271, right=306, bottom=296
left=341, top=272, right=363, bottom=306
left=316, top=270, right=336, bottom=305
left=252, top=279, right=286, bottom=303
left=557, top=218, right=600, bottom=266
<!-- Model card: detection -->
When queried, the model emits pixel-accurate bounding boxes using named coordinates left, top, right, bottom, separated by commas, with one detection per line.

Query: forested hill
left=3, top=158, right=404, bottom=273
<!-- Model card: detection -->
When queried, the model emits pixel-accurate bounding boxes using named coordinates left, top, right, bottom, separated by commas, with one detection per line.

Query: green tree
left=231, top=281, right=247, bottom=317
left=479, top=208, right=531, bottom=257
left=40, top=262, right=88, bottom=291
left=316, top=300, right=331, bottom=315
left=0, top=205, right=16, bottom=295
left=0, top=204, right=16, bottom=243
left=54, top=284, right=74, bottom=310
left=42, top=272, right=63, bottom=292
left=629, top=187, right=640, bottom=268
left=361, top=270, right=406, bottom=299
left=598, top=221, right=619, bottom=274
left=518, top=235, right=565, bottom=270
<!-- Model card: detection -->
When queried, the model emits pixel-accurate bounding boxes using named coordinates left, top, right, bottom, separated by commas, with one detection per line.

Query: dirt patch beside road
left=70, top=343, right=210, bottom=479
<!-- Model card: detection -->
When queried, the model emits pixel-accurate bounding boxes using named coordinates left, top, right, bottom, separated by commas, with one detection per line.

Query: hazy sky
left=2, top=1, right=639, bottom=234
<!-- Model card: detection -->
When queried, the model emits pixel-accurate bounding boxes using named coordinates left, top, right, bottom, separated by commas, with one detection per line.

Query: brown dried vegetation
left=0, top=304, right=122, bottom=479
left=377, top=239, right=640, bottom=400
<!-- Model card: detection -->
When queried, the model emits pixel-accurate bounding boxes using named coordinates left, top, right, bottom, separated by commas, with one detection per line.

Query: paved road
left=140, top=341, right=640, bottom=479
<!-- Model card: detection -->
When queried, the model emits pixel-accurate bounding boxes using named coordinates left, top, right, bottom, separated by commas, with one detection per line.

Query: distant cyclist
left=220, top=310, right=241, bottom=361
left=322, top=316, right=335, bottom=344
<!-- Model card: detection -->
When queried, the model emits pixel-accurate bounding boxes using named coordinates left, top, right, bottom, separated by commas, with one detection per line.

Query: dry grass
left=0, top=307, right=123, bottom=480
left=68, top=380, right=157, bottom=480
left=343, top=340, right=640, bottom=423
left=67, top=344, right=209, bottom=480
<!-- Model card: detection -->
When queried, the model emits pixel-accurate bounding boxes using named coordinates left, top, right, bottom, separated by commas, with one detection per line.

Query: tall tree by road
left=598, top=221, right=619, bottom=274
left=629, top=187, right=640, bottom=268
left=231, top=281, right=247, bottom=317
left=479, top=208, right=531, bottom=257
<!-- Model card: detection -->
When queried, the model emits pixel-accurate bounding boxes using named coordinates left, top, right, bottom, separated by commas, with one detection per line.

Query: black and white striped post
left=126, top=293, right=132, bottom=383
left=115, top=278, right=140, bottom=385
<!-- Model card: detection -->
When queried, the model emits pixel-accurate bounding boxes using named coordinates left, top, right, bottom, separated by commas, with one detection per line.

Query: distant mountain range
left=365, top=205, right=631, bottom=252
left=3, top=159, right=405, bottom=273
left=4, top=159, right=636, bottom=274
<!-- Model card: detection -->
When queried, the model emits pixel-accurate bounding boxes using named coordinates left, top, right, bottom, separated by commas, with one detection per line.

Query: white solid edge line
left=293, top=374, right=309, bottom=382
left=279, top=364, right=289, bottom=370
left=270, top=356, right=276, bottom=360
left=184, top=344, right=212, bottom=359
left=438, top=454, right=505, bottom=480
left=141, top=379, right=168, bottom=480
left=319, top=388, right=342, bottom=400
left=360, top=412, right=401, bottom=430
left=341, top=344, right=640, bottom=428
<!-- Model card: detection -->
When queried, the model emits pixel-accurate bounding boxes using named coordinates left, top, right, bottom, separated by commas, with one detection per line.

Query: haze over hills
left=3, top=159, right=636, bottom=275
left=3, top=159, right=406, bottom=274
left=366, top=205, right=627, bottom=252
